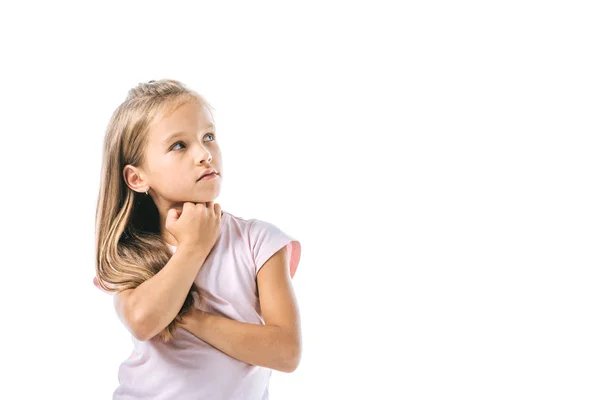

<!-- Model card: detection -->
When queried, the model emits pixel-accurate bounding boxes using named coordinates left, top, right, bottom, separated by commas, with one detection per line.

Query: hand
left=180, top=308, right=207, bottom=331
left=165, top=201, right=222, bottom=251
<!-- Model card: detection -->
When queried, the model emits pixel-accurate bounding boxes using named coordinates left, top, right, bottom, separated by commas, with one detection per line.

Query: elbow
left=278, top=342, right=301, bottom=373
left=116, top=289, right=157, bottom=342
left=130, top=311, right=154, bottom=342
left=132, top=327, right=151, bottom=342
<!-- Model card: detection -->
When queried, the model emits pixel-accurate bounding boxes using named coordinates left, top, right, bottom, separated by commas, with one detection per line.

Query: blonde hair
left=95, top=79, right=214, bottom=342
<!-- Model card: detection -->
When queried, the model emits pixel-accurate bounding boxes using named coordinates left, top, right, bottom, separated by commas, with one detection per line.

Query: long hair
left=95, top=79, right=214, bottom=342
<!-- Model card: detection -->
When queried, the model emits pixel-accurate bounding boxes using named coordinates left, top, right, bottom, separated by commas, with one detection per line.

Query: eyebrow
left=163, top=124, right=215, bottom=145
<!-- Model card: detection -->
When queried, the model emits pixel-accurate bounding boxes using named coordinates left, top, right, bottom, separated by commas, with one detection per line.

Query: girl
left=93, top=79, right=302, bottom=400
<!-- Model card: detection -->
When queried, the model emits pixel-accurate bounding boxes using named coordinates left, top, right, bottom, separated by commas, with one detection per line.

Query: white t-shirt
left=96, top=210, right=301, bottom=400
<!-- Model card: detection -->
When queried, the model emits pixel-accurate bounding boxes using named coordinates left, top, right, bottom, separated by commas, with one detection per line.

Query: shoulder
left=220, top=210, right=254, bottom=231
left=241, top=214, right=302, bottom=278
left=246, top=216, right=293, bottom=248
left=222, top=210, right=282, bottom=238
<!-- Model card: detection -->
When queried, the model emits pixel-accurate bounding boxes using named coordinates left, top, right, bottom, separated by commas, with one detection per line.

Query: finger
left=197, top=203, right=206, bottom=216
left=206, top=201, right=214, bottom=213
left=171, top=206, right=183, bottom=217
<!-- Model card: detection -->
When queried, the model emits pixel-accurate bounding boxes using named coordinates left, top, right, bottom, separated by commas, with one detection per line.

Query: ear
left=123, top=164, right=149, bottom=194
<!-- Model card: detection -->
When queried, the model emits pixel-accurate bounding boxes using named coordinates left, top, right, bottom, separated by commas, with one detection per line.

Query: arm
left=180, top=245, right=302, bottom=373
left=114, top=245, right=211, bottom=341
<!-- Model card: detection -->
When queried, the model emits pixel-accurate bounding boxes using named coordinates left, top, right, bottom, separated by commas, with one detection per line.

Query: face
left=125, top=99, right=222, bottom=208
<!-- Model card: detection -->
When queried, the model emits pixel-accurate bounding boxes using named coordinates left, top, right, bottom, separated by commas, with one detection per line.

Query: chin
left=190, top=194, right=219, bottom=203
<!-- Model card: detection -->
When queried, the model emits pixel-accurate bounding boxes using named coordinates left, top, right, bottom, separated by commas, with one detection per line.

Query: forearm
left=181, top=310, right=300, bottom=373
left=129, top=245, right=210, bottom=340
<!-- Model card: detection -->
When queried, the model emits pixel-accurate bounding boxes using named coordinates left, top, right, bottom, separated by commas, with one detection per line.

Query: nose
left=195, top=146, right=212, bottom=164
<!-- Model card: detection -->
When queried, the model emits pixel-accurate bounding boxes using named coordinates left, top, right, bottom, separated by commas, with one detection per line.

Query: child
left=93, top=79, right=302, bottom=399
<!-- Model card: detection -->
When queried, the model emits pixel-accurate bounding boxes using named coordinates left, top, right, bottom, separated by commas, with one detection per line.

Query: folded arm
left=180, top=245, right=302, bottom=372
left=110, top=244, right=211, bottom=341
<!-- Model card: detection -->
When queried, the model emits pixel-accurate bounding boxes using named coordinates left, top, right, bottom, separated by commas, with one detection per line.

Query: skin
left=122, top=99, right=302, bottom=372
left=123, top=98, right=223, bottom=246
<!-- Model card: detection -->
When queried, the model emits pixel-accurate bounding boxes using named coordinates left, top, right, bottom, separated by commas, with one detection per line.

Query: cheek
left=152, top=157, right=179, bottom=175
left=149, top=162, right=182, bottom=185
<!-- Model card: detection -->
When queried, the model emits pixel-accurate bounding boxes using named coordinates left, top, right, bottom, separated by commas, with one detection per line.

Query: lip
left=198, top=169, right=218, bottom=180
left=198, top=172, right=219, bottom=181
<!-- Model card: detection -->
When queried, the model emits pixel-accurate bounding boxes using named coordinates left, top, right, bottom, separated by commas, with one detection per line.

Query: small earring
left=145, top=190, right=148, bottom=196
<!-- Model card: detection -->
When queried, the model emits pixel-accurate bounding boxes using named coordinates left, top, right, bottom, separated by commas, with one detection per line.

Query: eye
left=170, top=134, right=214, bottom=151
left=170, top=141, right=186, bottom=151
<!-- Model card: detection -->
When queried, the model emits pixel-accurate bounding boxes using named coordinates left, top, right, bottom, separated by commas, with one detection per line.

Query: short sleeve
left=93, top=276, right=117, bottom=295
left=248, top=219, right=302, bottom=278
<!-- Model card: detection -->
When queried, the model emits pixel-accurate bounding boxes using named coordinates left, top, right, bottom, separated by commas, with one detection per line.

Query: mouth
left=197, top=172, right=219, bottom=181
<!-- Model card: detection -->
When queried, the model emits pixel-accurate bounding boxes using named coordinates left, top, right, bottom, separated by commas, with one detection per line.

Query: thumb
left=166, top=208, right=179, bottom=228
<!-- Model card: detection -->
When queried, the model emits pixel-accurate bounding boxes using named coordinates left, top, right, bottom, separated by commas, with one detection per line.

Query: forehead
left=147, top=99, right=214, bottom=142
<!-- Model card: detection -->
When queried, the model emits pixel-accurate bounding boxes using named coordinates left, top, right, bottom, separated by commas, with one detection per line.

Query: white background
left=1, top=1, right=598, bottom=399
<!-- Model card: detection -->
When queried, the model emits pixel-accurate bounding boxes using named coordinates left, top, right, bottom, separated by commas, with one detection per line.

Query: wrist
left=181, top=308, right=210, bottom=335
left=176, top=243, right=211, bottom=259
left=181, top=307, right=199, bottom=327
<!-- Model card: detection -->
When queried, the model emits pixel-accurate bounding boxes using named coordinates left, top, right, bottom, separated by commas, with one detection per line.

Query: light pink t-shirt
left=95, top=211, right=301, bottom=400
